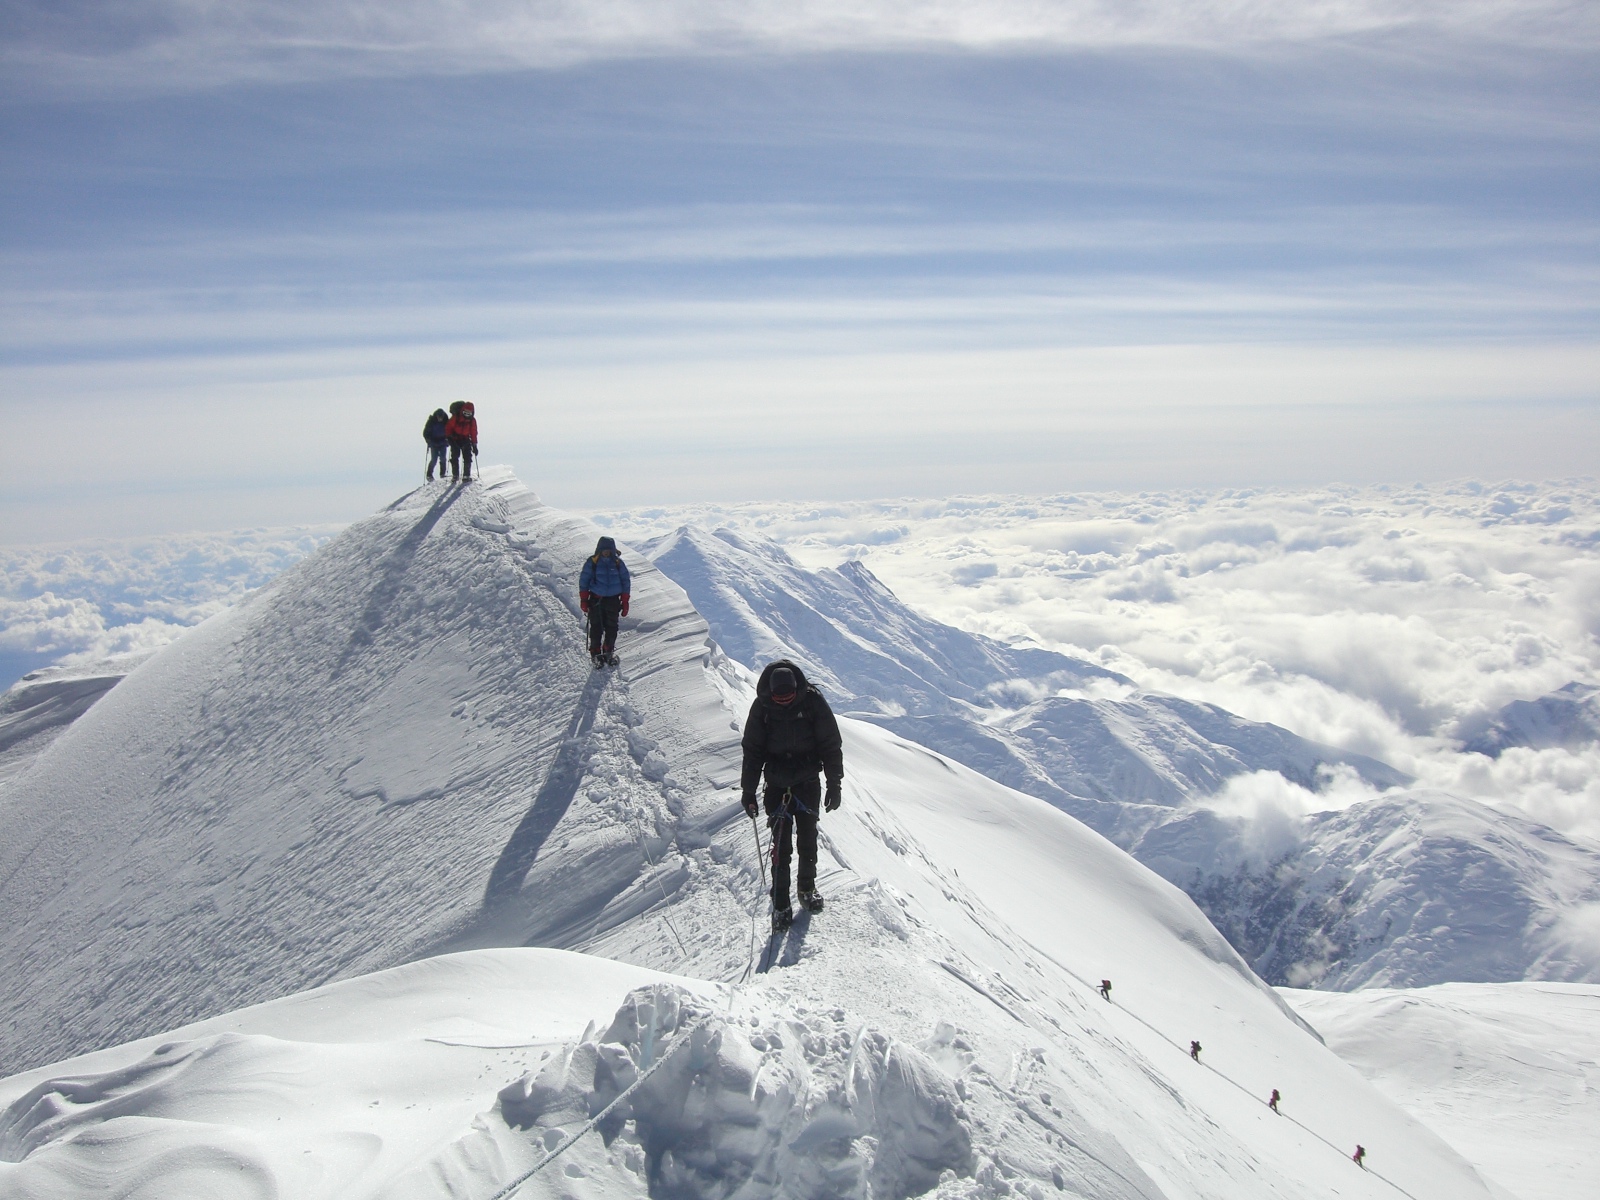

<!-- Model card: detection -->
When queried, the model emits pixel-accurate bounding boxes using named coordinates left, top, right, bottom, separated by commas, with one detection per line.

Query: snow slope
left=0, top=470, right=746, bottom=1072
left=0, top=472, right=1512, bottom=1199
left=1463, top=681, right=1600, bottom=757
left=0, top=727, right=1505, bottom=1199
left=0, top=656, right=141, bottom=789
left=1284, top=982, right=1600, bottom=1200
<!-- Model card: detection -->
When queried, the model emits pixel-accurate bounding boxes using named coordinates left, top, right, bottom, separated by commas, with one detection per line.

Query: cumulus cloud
left=5, top=1, right=1593, bottom=89
left=0, top=526, right=338, bottom=687
left=601, top=480, right=1600, bottom=838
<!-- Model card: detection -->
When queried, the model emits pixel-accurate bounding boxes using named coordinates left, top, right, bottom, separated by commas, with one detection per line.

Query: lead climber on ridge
left=579, top=536, right=630, bottom=668
left=445, top=400, right=478, bottom=482
left=740, top=659, right=843, bottom=932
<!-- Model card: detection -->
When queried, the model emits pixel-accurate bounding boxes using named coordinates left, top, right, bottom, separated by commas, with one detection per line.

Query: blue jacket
left=423, top=411, right=449, bottom=447
left=580, top=537, right=631, bottom=598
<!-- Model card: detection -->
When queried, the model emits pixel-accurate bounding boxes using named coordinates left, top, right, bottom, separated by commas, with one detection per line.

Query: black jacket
left=741, top=660, right=843, bottom=794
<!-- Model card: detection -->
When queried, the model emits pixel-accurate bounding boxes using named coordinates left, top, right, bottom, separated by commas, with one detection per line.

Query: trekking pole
left=749, top=809, right=768, bottom=895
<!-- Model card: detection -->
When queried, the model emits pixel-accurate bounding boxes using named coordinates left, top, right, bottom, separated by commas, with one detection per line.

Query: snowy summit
left=0, top=472, right=1521, bottom=1198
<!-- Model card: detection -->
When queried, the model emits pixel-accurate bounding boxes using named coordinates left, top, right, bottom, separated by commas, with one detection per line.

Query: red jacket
left=445, top=413, right=477, bottom=444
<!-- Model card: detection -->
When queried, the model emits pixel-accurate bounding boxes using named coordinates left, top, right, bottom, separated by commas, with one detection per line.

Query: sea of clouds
left=0, top=527, right=340, bottom=689
left=600, top=480, right=1600, bottom=841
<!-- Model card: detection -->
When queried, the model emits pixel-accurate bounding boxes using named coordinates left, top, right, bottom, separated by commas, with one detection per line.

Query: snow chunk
left=498, top=985, right=974, bottom=1199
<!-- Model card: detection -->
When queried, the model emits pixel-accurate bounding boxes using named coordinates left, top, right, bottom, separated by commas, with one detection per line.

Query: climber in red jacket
left=445, top=401, right=479, bottom=482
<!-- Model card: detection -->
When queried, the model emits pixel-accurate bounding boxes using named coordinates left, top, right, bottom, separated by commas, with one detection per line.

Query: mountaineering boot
left=798, top=890, right=824, bottom=913
left=772, top=906, right=793, bottom=933
left=606, top=651, right=620, bottom=667
left=592, top=652, right=606, bottom=670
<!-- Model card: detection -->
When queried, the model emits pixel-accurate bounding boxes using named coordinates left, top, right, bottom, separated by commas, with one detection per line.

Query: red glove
left=579, top=590, right=590, bottom=613
left=621, top=594, right=630, bottom=617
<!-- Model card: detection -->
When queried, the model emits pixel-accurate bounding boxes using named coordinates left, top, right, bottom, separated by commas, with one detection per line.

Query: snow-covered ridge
left=0, top=471, right=1508, bottom=1198
left=0, top=470, right=748, bottom=1072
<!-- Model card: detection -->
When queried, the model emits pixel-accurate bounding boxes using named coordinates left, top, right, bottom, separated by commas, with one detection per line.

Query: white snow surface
left=0, top=471, right=1509, bottom=1198
left=1283, top=982, right=1600, bottom=1200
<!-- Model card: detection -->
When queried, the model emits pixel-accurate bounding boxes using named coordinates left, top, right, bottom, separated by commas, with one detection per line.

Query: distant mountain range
left=642, top=524, right=1600, bottom=991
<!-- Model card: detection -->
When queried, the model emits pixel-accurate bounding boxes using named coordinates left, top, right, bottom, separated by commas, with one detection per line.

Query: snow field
left=0, top=950, right=703, bottom=1198
left=1284, top=982, right=1600, bottom=1200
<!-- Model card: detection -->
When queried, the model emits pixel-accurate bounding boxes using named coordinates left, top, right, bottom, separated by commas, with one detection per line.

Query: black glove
left=741, top=792, right=759, bottom=818
left=824, top=781, right=841, bottom=812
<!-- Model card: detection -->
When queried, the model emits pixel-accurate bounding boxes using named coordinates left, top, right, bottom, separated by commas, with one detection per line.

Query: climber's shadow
left=757, top=910, right=812, bottom=974
left=482, top=667, right=610, bottom=904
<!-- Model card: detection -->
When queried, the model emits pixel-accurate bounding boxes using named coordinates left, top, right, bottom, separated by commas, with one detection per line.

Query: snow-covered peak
left=1145, top=790, right=1600, bottom=989
left=1463, top=681, right=1600, bottom=757
left=640, top=522, right=1119, bottom=719
left=641, top=520, right=1404, bottom=832
left=0, top=474, right=1512, bottom=1198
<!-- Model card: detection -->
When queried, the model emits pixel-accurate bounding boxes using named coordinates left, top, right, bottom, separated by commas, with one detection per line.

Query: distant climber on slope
left=445, top=401, right=479, bottom=482
left=423, top=408, right=449, bottom=482
left=579, top=536, right=631, bottom=668
left=740, top=660, right=844, bottom=933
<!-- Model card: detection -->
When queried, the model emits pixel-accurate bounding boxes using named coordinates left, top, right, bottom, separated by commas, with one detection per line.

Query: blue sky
left=2, top=2, right=1597, bottom=540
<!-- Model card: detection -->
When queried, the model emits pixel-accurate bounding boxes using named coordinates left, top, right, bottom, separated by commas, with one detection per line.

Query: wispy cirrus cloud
left=5, top=1, right=1596, bottom=90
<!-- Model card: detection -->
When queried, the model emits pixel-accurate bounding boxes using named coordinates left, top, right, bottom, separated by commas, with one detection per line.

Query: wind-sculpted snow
left=0, top=469, right=752, bottom=1073
left=497, top=984, right=974, bottom=1199
left=0, top=473, right=1507, bottom=1198
left=0, top=657, right=143, bottom=789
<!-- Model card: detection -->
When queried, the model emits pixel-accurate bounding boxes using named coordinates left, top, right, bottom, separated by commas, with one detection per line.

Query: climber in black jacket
left=740, top=659, right=843, bottom=932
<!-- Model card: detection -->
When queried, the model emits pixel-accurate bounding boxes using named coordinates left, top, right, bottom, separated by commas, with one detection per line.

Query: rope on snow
left=483, top=1017, right=702, bottom=1200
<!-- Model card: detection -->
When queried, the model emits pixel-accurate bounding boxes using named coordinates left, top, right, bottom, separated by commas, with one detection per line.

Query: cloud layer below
left=599, top=480, right=1600, bottom=840
left=0, top=527, right=338, bottom=688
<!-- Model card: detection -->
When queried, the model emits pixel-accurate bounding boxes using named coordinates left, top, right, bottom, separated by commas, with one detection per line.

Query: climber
left=1099, top=979, right=1112, bottom=1001
left=1189, top=1040, right=1201, bottom=1061
left=422, top=408, right=449, bottom=481
left=740, top=660, right=843, bottom=932
left=1353, top=1145, right=1366, bottom=1168
left=1268, top=1088, right=1280, bottom=1113
left=578, top=536, right=631, bottom=668
left=445, top=401, right=478, bottom=482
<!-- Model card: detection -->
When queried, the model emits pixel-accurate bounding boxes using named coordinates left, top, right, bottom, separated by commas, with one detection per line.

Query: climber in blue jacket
left=578, top=536, right=631, bottom=668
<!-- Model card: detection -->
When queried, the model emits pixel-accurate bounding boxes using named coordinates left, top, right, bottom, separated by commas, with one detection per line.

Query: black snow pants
left=765, top=777, right=820, bottom=909
left=587, top=594, right=622, bottom=655
left=449, top=437, right=474, bottom=480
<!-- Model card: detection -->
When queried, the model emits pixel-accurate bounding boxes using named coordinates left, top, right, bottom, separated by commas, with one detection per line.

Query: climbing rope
left=1017, top=935, right=1422, bottom=1200
left=484, top=1018, right=701, bottom=1200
